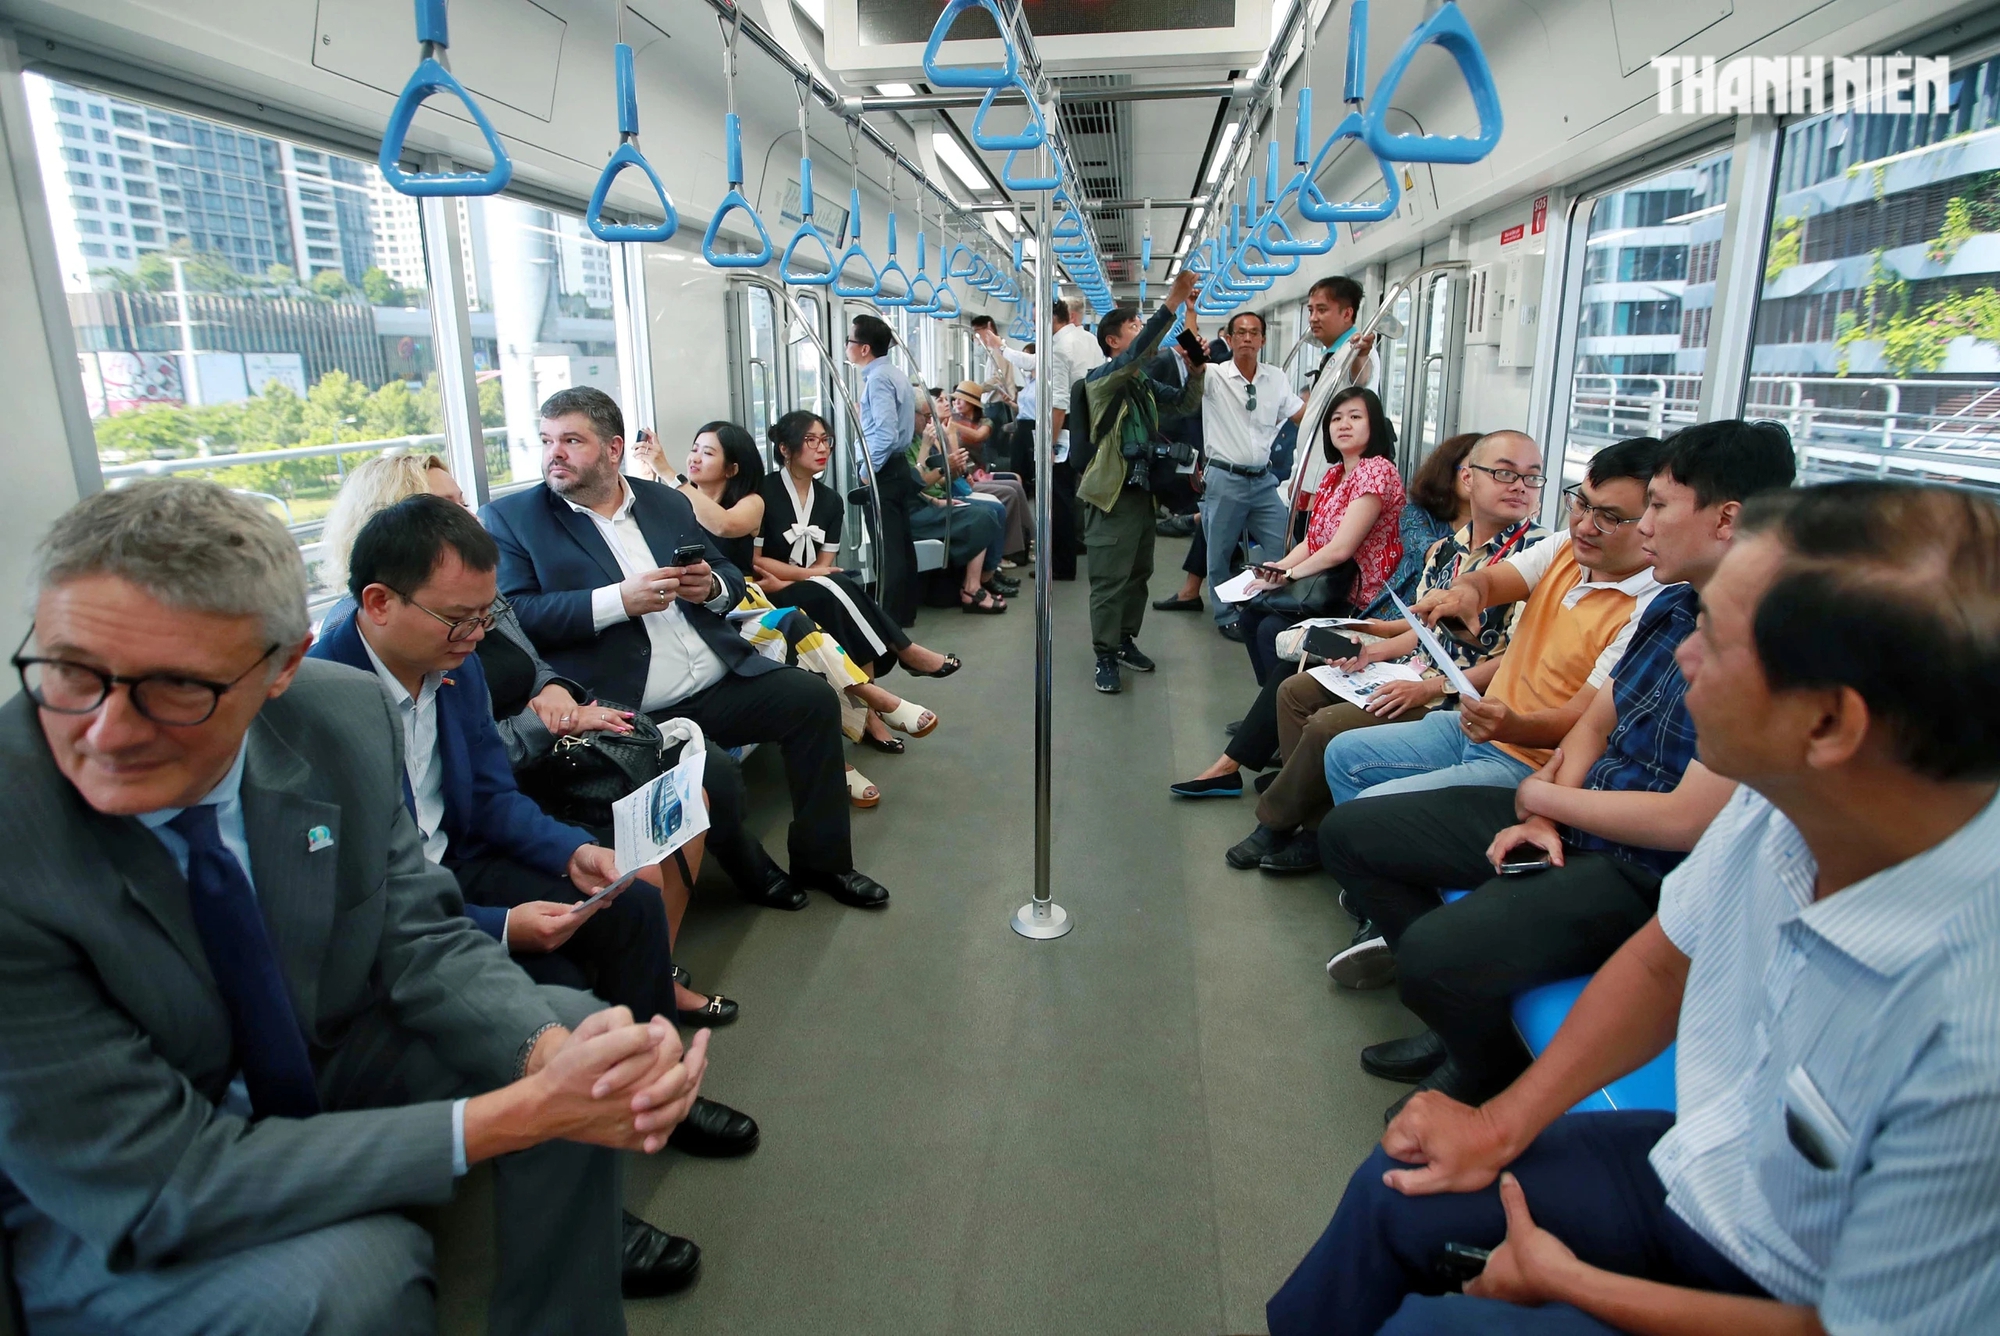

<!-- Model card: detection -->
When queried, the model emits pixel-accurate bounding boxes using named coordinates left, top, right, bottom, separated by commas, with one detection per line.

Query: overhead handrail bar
left=1359, top=0, right=1504, bottom=165
left=379, top=0, right=514, bottom=197
left=703, top=4, right=773, bottom=268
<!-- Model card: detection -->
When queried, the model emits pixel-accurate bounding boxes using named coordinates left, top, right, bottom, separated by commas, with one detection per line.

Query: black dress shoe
left=1217, top=621, right=1248, bottom=643
left=1384, top=1057, right=1510, bottom=1125
left=738, top=860, right=809, bottom=911
left=1225, top=824, right=1288, bottom=870
left=1361, top=1029, right=1448, bottom=1084
left=621, top=1212, right=700, bottom=1297
left=799, top=868, right=891, bottom=908
left=678, top=993, right=739, bottom=1027
left=666, top=1096, right=761, bottom=1157
left=1259, top=829, right=1323, bottom=876
left=1152, top=594, right=1204, bottom=612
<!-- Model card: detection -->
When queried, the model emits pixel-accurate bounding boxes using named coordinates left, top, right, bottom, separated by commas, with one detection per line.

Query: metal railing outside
left=1563, top=374, right=2000, bottom=493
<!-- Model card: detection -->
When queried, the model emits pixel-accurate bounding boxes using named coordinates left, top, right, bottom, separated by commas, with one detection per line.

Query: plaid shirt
left=1415, top=517, right=1545, bottom=669
left=1570, top=582, right=1701, bottom=875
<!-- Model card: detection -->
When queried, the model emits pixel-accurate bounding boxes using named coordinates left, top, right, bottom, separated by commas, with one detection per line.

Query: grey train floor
left=635, top=539, right=1419, bottom=1336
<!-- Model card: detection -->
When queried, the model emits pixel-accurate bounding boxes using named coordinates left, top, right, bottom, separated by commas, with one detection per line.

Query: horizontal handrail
left=100, top=429, right=508, bottom=479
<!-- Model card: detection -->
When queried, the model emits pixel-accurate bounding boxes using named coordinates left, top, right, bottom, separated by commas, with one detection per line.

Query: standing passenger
left=847, top=314, right=922, bottom=627
left=1200, top=309, right=1307, bottom=634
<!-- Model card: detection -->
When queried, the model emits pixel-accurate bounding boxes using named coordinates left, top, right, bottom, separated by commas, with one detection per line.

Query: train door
left=1377, top=283, right=1417, bottom=445
left=727, top=281, right=785, bottom=451
left=1409, top=271, right=1465, bottom=469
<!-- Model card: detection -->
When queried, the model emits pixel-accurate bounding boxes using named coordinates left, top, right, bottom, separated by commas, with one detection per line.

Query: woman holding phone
left=1237, top=387, right=1408, bottom=684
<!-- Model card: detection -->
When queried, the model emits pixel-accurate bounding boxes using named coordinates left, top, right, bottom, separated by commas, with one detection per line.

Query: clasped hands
left=527, top=1007, right=711, bottom=1154
left=618, top=561, right=714, bottom=618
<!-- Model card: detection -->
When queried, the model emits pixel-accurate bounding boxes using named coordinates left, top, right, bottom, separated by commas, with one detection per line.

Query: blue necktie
left=167, top=805, right=321, bottom=1119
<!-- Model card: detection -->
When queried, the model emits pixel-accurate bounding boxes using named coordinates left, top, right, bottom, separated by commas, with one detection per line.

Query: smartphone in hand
left=670, top=542, right=708, bottom=567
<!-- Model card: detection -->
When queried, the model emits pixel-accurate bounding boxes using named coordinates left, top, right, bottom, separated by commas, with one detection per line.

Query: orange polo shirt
left=1484, top=533, right=1659, bottom=768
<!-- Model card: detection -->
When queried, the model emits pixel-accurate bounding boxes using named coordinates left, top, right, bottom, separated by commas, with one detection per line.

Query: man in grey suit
left=0, top=479, right=709, bottom=1334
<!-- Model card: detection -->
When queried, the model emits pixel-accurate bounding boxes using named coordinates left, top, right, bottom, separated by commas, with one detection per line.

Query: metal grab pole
left=1013, top=160, right=1070, bottom=941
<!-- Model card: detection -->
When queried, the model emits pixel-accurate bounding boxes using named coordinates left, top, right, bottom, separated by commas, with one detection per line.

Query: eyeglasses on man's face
left=400, top=593, right=510, bottom=643
left=1563, top=485, right=1642, bottom=533
left=14, top=629, right=281, bottom=726
left=1466, top=463, right=1546, bottom=490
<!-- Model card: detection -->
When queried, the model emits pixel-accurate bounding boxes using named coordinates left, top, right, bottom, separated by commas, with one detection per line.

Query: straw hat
left=952, top=380, right=985, bottom=405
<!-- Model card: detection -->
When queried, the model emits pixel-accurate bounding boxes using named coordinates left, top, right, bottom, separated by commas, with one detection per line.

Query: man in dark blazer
left=481, top=387, right=889, bottom=910
left=0, top=479, right=706, bottom=1334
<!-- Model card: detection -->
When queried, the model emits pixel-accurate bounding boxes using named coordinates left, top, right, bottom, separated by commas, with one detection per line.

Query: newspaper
left=1387, top=588, right=1483, bottom=701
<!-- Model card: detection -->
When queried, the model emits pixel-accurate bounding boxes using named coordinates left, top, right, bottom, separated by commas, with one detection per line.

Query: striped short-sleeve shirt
left=1651, top=785, right=2000, bottom=1331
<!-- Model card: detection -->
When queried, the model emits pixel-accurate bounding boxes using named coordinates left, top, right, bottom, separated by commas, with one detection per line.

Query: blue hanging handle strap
left=1345, top=0, right=1370, bottom=103
left=379, top=0, right=514, bottom=197
left=946, top=241, right=979, bottom=278
left=971, top=78, right=1045, bottom=152
left=703, top=113, right=773, bottom=266
left=923, top=0, right=1018, bottom=89
left=1003, top=143, right=1061, bottom=192
left=781, top=90, right=835, bottom=284
left=1260, top=177, right=1337, bottom=256
left=587, top=44, right=679, bottom=243
left=1360, top=1, right=1503, bottom=165
left=1298, top=109, right=1402, bottom=224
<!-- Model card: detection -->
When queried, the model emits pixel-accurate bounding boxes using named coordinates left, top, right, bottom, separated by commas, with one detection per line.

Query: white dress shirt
left=139, top=743, right=471, bottom=1175
left=358, top=629, right=449, bottom=865
left=1047, top=323, right=1107, bottom=463
left=568, top=476, right=734, bottom=714
left=1650, top=786, right=2000, bottom=1328
left=1202, top=358, right=1305, bottom=469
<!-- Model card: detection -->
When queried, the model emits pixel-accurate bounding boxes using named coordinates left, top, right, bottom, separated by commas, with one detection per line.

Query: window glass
left=458, top=199, right=618, bottom=490
left=1416, top=272, right=1452, bottom=455
left=1749, top=54, right=2000, bottom=494
left=1562, top=149, right=1732, bottom=479
left=22, top=75, right=444, bottom=598
left=744, top=284, right=779, bottom=439
left=1378, top=283, right=1415, bottom=441
left=792, top=292, right=825, bottom=422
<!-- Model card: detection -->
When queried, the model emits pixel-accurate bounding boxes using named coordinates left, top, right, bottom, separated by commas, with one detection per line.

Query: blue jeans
left=1266, top=1112, right=1767, bottom=1336
left=1325, top=708, right=1535, bottom=804
left=1200, top=467, right=1288, bottom=624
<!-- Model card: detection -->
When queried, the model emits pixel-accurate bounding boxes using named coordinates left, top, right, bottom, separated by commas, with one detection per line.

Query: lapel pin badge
left=306, top=825, right=335, bottom=853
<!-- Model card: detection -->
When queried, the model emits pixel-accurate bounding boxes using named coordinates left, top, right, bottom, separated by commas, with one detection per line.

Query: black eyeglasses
left=400, top=593, right=510, bottom=643
left=1465, top=463, right=1546, bottom=490
left=14, top=628, right=281, bottom=726
left=1563, top=485, right=1642, bottom=533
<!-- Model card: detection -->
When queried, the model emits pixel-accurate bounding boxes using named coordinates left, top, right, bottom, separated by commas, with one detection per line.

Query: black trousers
left=451, top=854, right=678, bottom=1025
left=1051, top=460, right=1081, bottom=580
left=1223, top=660, right=1290, bottom=770
left=660, top=667, right=852, bottom=876
left=1320, top=786, right=1664, bottom=1091
left=871, top=453, right=922, bottom=627
left=767, top=571, right=911, bottom=679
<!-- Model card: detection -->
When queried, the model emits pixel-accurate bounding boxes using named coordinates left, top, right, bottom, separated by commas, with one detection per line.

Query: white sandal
left=845, top=765, right=880, bottom=808
left=880, top=698, right=939, bottom=738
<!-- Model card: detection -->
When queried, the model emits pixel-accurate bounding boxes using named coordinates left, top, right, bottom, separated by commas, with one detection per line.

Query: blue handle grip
left=930, top=282, right=960, bottom=318
left=907, top=274, right=937, bottom=314
left=415, top=0, right=447, bottom=46
left=615, top=42, right=638, bottom=135
left=799, top=157, right=814, bottom=218
left=1259, top=180, right=1337, bottom=256
left=1236, top=225, right=1298, bottom=277
left=1002, top=146, right=1060, bottom=192
left=1298, top=109, right=1401, bottom=223
left=875, top=257, right=911, bottom=306
left=379, top=57, right=514, bottom=197
left=587, top=142, right=680, bottom=242
left=724, top=111, right=744, bottom=185
left=782, top=222, right=837, bottom=285
left=831, top=240, right=879, bottom=297
left=1140, top=235, right=1153, bottom=268
left=946, top=243, right=978, bottom=278
left=703, top=187, right=772, bottom=267
left=850, top=187, right=862, bottom=242
left=885, top=211, right=898, bottom=256
left=1360, top=2, right=1503, bottom=165
left=1012, top=237, right=1024, bottom=270
left=1345, top=0, right=1369, bottom=103
left=922, top=0, right=1018, bottom=89
left=1007, top=308, right=1033, bottom=340
left=971, top=80, right=1045, bottom=151
left=1294, top=87, right=1313, bottom=165
left=1266, top=142, right=1281, bottom=206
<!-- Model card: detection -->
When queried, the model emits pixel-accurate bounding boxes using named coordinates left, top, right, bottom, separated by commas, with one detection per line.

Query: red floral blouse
left=1304, top=454, right=1407, bottom=609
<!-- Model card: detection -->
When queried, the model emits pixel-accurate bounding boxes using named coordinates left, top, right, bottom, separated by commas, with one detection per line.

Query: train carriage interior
left=0, top=0, right=1997, bottom=1331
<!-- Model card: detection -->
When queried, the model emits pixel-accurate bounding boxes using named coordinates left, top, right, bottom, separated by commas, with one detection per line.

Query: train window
left=1377, top=283, right=1415, bottom=441
left=791, top=292, right=826, bottom=422
left=461, top=200, right=619, bottom=492
left=1561, top=148, right=1733, bottom=480
left=21, top=75, right=444, bottom=598
left=1747, top=53, right=2000, bottom=495
left=744, top=284, right=780, bottom=437
left=1414, top=272, right=1455, bottom=456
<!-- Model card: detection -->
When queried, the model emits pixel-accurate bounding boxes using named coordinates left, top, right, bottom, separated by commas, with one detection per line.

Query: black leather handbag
left=518, top=703, right=669, bottom=830
left=1244, top=562, right=1357, bottom=619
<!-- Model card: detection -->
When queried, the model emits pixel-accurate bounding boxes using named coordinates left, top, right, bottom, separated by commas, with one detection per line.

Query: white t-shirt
left=1202, top=359, right=1304, bottom=469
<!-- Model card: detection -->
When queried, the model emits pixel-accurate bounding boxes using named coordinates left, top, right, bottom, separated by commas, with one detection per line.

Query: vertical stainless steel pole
left=1013, top=135, right=1071, bottom=941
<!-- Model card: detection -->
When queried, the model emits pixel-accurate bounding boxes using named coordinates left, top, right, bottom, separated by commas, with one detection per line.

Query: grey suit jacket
left=0, top=658, right=567, bottom=1271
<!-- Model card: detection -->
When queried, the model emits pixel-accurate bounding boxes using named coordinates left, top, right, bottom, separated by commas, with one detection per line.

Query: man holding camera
left=1071, top=269, right=1205, bottom=694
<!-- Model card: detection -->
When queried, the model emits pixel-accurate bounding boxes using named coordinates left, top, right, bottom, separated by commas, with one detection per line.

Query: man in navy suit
left=481, top=388, right=889, bottom=910
left=308, top=493, right=765, bottom=1289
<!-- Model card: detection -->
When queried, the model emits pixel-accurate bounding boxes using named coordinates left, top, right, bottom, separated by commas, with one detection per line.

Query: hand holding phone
left=1497, top=849, right=1552, bottom=875
left=671, top=542, right=708, bottom=567
left=1435, top=1242, right=1490, bottom=1288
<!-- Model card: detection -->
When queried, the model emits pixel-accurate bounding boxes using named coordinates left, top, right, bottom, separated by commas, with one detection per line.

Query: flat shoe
left=678, top=993, right=739, bottom=1027
left=857, top=730, right=906, bottom=755
left=907, top=652, right=963, bottom=678
left=1258, top=829, right=1322, bottom=876
left=1152, top=595, right=1204, bottom=612
left=1169, top=773, right=1243, bottom=799
left=881, top=699, right=939, bottom=738
left=845, top=767, right=880, bottom=808
left=1225, top=824, right=1286, bottom=870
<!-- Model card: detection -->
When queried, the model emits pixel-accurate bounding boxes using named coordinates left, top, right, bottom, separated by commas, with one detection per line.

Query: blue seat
left=1437, top=891, right=1676, bottom=1114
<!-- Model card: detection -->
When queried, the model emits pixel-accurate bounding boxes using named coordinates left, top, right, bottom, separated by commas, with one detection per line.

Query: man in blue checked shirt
left=1273, top=477, right=2000, bottom=1335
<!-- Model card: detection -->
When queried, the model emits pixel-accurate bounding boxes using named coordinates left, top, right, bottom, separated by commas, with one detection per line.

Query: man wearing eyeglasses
left=1197, top=310, right=1307, bottom=634
left=1, top=480, right=705, bottom=1333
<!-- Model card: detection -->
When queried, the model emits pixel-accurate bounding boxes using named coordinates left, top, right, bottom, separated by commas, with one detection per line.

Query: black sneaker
left=1094, top=654, right=1122, bottom=693
left=1258, top=829, right=1322, bottom=876
left=1117, top=638, right=1156, bottom=672
left=1326, top=922, right=1395, bottom=989
left=1225, top=824, right=1287, bottom=869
